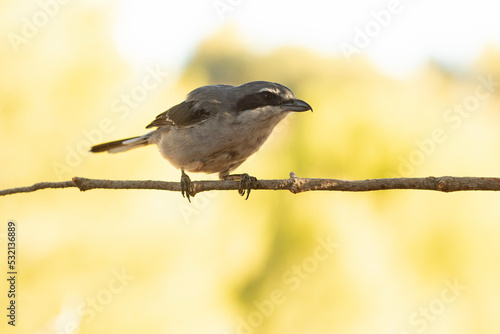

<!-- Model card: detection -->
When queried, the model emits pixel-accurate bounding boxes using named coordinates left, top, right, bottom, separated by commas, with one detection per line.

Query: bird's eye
left=260, top=91, right=273, bottom=101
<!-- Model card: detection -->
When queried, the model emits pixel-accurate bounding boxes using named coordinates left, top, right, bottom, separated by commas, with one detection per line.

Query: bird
left=90, top=81, right=312, bottom=201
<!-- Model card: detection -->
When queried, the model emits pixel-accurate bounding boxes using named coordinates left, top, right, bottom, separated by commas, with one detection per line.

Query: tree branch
left=2, top=174, right=500, bottom=198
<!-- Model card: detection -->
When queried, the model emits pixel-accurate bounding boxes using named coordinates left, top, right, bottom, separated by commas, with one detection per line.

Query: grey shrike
left=90, top=81, right=312, bottom=201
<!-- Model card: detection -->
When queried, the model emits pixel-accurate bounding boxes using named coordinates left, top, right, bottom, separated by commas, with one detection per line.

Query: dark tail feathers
left=90, top=132, right=153, bottom=154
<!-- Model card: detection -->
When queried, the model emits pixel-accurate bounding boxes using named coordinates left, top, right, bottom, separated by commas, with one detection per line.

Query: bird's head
left=231, top=81, right=312, bottom=119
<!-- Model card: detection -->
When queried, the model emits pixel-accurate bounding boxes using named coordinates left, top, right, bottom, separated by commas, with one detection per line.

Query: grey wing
left=146, top=101, right=209, bottom=129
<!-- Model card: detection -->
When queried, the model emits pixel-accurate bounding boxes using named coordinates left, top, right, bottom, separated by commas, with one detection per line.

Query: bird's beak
left=281, top=99, right=313, bottom=112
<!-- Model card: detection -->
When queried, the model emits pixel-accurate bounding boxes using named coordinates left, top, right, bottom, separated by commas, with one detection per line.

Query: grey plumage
left=90, top=81, right=312, bottom=198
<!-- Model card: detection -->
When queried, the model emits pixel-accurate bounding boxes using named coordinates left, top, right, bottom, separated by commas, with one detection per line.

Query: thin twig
left=1, top=174, right=500, bottom=198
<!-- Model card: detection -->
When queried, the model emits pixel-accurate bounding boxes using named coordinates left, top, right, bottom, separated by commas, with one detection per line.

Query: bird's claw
left=181, top=170, right=192, bottom=202
left=239, top=173, right=258, bottom=200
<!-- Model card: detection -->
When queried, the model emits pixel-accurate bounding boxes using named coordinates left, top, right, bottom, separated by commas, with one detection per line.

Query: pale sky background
left=111, top=0, right=500, bottom=77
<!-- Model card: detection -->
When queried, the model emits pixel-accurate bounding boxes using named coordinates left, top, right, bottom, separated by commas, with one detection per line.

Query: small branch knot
left=72, top=177, right=90, bottom=191
left=437, top=180, right=447, bottom=191
left=288, top=172, right=304, bottom=194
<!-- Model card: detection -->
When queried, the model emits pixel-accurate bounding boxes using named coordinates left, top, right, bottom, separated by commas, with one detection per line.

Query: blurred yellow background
left=1, top=1, right=500, bottom=333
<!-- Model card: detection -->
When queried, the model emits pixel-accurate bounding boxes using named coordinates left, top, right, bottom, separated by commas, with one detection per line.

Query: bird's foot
left=181, top=169, right=193, bottom=202
left=220, top=173, right=258, bottom=200
left=238, top=173, right=258, bottom=200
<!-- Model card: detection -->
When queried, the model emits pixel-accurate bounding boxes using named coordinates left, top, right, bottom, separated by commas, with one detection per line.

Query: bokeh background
left=2, top=0, right=500, bottom=333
